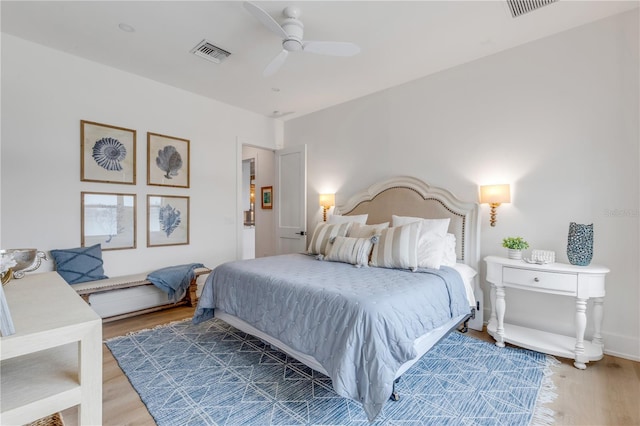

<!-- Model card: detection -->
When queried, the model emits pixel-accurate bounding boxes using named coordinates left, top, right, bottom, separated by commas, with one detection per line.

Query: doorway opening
left=241, top=157, right=256, bottom=259
left=241, top=145, right=276, bottom=259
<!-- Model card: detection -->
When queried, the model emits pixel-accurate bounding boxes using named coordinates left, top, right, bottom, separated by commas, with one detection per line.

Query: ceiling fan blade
left=303, top=41, right=361, bottom=57
left=243, top=2, right=288, bottom=39
left=263, top=50, right=289, bottom=77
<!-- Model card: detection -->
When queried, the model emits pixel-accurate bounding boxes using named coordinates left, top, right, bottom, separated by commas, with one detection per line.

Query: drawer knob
left=534, top=277, right=540, bottom=282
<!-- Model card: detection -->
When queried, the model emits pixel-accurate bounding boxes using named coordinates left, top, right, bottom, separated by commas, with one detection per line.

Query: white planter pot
left=507, top=249, right=522, bottom=260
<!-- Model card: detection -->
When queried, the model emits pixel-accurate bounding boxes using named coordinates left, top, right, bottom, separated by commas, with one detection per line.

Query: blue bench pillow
left=50, top=244, right=108, bottom=284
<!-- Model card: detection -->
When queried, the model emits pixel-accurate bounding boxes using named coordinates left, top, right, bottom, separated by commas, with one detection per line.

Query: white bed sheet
left=452, top=262, right=478, bottom=307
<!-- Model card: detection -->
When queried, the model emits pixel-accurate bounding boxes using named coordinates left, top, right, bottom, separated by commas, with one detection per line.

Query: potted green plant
left=502, top=236, right=529, bottom=260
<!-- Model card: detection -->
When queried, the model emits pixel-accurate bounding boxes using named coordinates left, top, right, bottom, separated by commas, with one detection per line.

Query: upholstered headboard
left=334, top=176, right=480, bottom=270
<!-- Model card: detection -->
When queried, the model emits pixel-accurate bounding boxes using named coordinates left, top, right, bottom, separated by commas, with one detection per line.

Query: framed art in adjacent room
left=81, top=120, right=136, bottom=184
left=147, top=195, right=189, bottom=247
left=147, top=132, right=190, bottom=188
left=261, top=186, right=273, bottom=209
left=81, top=192, right=136, bottom=250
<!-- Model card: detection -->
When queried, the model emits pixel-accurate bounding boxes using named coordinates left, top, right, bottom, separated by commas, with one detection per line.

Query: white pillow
left=391, top=215, right=450, bottom=269
left=453, top=262, right=477, bottom=282
left=308, top=222, right=352, bottom=256
left=348, top=222, right=389, bottom=238
left=325, top=236, right=376, bottom=267
left=441, top=233, right=457, bottom=267
left=328, top=214, right=368, bottom=225
left=370, top=221, right=422, bottom=271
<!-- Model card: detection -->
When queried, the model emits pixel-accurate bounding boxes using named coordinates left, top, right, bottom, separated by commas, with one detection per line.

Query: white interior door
left=275, top=145, right=307, bottom=254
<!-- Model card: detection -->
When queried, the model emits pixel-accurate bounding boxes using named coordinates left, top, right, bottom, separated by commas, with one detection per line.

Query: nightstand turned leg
left=495, top=286, right=506, bottom=348
left=592, top=297, right=604, bottom=348
left=489, top=284, right=497, bottom=327
left=574, top=298, right=588, bottom=369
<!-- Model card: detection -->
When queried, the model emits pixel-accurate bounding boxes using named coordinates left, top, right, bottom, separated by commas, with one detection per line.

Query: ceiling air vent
left=190, top=40, right=231, bottom=64
left=506, top=0, right=558, bottom=18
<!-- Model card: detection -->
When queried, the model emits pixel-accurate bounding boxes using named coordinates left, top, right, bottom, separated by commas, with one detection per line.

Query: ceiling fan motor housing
left=282, top=18, right=304, bottom=51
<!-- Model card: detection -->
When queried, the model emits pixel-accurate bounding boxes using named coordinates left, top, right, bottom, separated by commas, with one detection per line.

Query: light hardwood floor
left=61, top=306, right=640, bottom=426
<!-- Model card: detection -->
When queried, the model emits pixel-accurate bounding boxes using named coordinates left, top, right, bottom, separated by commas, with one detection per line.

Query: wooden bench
left=72, top=267, right=211, bottom=322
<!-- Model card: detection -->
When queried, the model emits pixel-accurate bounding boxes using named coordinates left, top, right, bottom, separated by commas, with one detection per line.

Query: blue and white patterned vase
left=567, top=222, right=593, bottom=266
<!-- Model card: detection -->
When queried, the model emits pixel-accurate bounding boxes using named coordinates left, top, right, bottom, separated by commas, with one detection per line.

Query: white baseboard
left=602, top=331, right=640, bottom=362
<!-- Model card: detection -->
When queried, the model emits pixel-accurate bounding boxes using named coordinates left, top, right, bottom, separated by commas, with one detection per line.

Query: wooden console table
left=485, top=256, right=609, bottom=369
left=0, top=272, right=102, bottom=424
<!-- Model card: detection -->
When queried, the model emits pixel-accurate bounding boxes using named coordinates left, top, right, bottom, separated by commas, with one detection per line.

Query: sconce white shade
left=480, top=184, right=511, bottom=205
left=319, top=193, right=335, bottom=208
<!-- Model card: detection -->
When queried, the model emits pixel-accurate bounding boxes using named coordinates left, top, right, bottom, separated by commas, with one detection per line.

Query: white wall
left=1, top=35, right=278, bottom=275
left=285, top=11, right=639, bottom=360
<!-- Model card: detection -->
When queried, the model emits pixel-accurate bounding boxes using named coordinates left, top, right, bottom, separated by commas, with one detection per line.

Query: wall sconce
left=319, top=193, right=335, bottom=222
left=480, top=184, right=511, bottom=227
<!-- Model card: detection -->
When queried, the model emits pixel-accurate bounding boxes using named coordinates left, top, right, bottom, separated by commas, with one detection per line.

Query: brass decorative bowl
left=1, top=248, right=47, bottom=284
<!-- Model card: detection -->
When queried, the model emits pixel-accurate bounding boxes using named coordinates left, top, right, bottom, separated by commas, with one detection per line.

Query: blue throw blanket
left=147, top=263, right=204, bottom=302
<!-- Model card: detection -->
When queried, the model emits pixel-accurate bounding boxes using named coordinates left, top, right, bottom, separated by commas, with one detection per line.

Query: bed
left=193, top=176, right=482, bottom=421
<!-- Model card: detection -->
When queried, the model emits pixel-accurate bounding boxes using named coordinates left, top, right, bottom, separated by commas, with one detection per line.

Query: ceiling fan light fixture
left=283, top=39, right=303, bottom=52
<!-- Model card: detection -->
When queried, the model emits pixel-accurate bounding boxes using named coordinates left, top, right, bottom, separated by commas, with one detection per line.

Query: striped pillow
left=370, top=221, right=422, bottom=271
left=325, top=236, right=376, bottom=267
left=307, top=222, right=352, bottom=256
left=392, top=215, right=451, bottom=269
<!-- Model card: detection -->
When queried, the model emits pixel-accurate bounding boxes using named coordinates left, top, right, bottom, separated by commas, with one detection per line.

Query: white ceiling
left=2, top=1, right=637, bottom=120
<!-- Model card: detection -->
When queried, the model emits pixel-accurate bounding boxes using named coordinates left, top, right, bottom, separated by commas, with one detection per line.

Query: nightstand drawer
left=503, top=267, right=577, bottom=294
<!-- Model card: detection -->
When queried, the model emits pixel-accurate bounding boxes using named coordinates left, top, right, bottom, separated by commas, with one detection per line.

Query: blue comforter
left=193, top=253, right=469, bottom=421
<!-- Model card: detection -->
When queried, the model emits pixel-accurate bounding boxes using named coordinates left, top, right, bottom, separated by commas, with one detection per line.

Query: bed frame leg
left=390, top=377, right=400, bottom=401
left=457, top=308, right=475, bottom=334
left=458, top=318, right=469, bottom=333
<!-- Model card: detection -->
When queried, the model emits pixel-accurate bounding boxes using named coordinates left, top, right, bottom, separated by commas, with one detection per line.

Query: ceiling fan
left=243, top=2, right=361, bottom=77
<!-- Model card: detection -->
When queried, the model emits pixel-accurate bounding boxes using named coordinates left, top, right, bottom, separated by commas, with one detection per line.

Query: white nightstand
left=484, top=255, right=609, bottom=369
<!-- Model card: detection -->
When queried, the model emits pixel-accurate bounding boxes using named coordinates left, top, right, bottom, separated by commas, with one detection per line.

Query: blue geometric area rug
left=106, top=319, right=557, bottom=426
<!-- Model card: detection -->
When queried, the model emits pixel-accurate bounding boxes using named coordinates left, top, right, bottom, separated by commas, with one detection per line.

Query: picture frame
left=81, top=120, right=136, bottom=184
left=147, top=195, right=190, bottom=247
left=261, top=186, right=273, bottom=209
left=81, top=192, right=136, bottom=250
left=147, top=132, right=190, bottom=188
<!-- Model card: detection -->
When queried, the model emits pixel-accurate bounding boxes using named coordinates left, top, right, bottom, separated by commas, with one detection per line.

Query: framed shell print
left=81, top=120, right=136, bottom=184
left=147, top=195, right=189, bottom=247
left=81, top=192, right=136, bottom=250
left=147, top=132, right=190, bottom=188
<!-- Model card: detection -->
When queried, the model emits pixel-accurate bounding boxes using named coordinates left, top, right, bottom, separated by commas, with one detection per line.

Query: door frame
left=236, top=139, right=275, bottom=260
left=236, top=140, right=307, bottom=259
